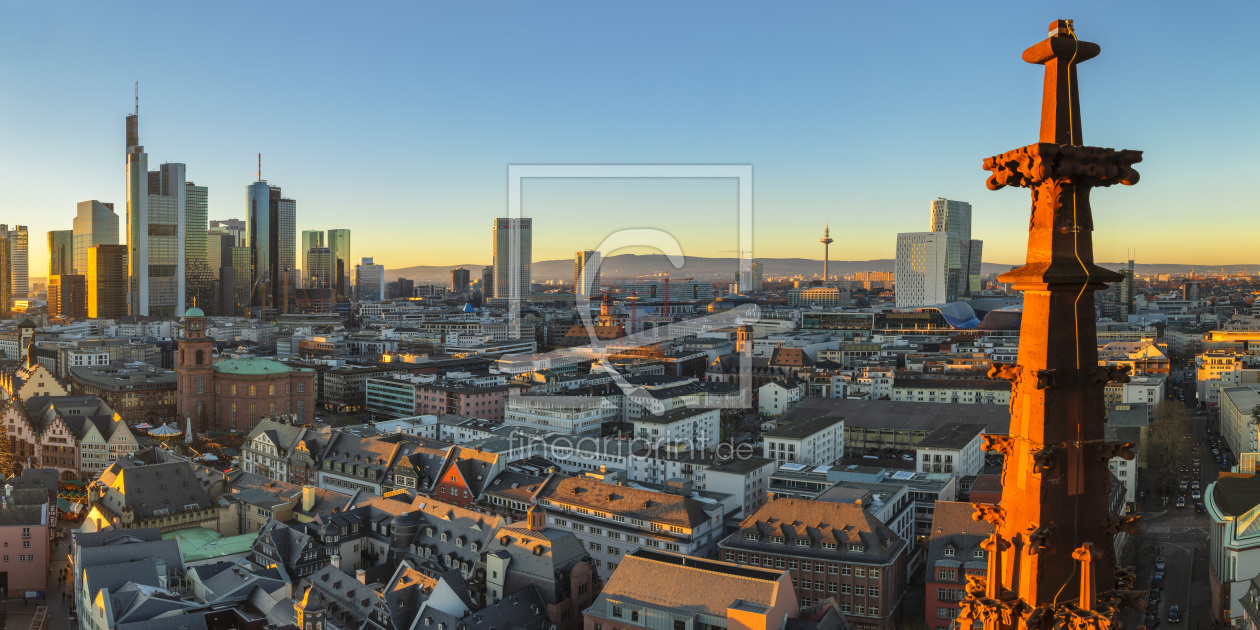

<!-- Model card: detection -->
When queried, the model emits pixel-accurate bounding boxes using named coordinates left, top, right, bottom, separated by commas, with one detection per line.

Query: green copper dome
left=213, top=356, right=295, bottom=375
left=184, top=306, right=205, bottom=317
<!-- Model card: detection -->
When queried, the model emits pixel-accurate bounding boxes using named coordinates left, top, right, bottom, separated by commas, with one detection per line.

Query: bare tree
left=1146, top=402, right=1195, bottom=499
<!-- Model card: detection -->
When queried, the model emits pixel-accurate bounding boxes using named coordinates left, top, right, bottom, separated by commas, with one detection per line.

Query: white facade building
left=632, top=407, right=720, bottom=449
left=895, top=231, right=958, bottom=308
left=762, top=416, right=845, bottom=466
left=915, top=422, right=986, bottom=480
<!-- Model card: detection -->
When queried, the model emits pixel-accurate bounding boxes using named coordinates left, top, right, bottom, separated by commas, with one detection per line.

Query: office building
left=247, top=180, right=298, bottom=314
left=574, top=250, right=600, bottom=299
left=48, top=230, right=73, bottom=276
left=125, top=102, right=193, bottom=316
left=301, top=229, right=323, bottom=286
left=0, top=233, right=9, bottom=317
left=481, top=265, right=493, bottom=296
left=0, top=225, right=27, bottom=299
left=451, top=267, right=470, bottom=292
left=73, top=201, right=120, bottom=275
left=929, top=198, right=982, bottom=295
left=227, top=246, right=251, bottom=316
left=305, top=246, right=333, bottom=289
left=355, top=257, right=385, bottom=301
left=87, top=244, right=128, bottom=319
left=749, top=260, right=764, bottom=291
left=327, top=228, right=351, bottom=299
left=184, top=181, right=214, bottom=313
left=895, top=232, right=958, bottom=308
left=492, top=217, right=532, bottom=300
left=49, top=275, right=87, bottom=319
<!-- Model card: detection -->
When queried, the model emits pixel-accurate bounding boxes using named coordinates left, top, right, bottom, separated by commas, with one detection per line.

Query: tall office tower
left=48, top=275, right=87, bottom=319
left=0, top=225, right=28, bottom=299
left=87, top=244, right=128, bottom=319
left=209, top=219, right=246, bottom=246
left=450, top=268, right=470, bottom=293
left=48, top=230, right=73, bottom=277
left=492, top=218, right=532, bottom=300
left=246, top=180, right=298, bottom=314
left=185, top=182, right=214, bottom=313
left=305, top=247, right=333, bottom=289
left=355, top=257, right=385, bottom=301
left=0, top=234, right=10, bottom=317
left=749, top=261, right=764, bottom=291
left=894, top=231, right=958, bottom=308
left=326, top=229, right=351, bottom=299
left=73, top=201, right=120, bottom=275
left=207, top=232, right=234, bottom=281
left=1183, top=280, right=1202, bottom=301
left=229, top=247, right=251, bottom=316
left=574, top=250, right=601, bottom=299
left=481, top=266, right=494, bottom=296
left=126, top=101, right=190, bottom=317
left=1102, top=258, right=1136, bottom=320
left=929, top=198, right=983, bottom=294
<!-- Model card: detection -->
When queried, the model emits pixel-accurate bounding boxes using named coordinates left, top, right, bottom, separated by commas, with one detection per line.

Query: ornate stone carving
left=983, top=143, right=1142, bottom=191
left=1025, top=523, right=1055, bottom=554
left=1090, top=365, right=1132, bottom=385
left=1035, top=369, right=1057, bottom=389
left=1031, top=445, right=1058, bottom=474
left=989, top=362, right=1022, bottom=383
left=1101, top=514, right=1142, bottom=536
left=1114, top=566, right=1137, bottom=590
left=974, top=504, right=1007, bottom=527
left=1094, top=441, right=1136, bottom=462
left=982, top=434, right=1017, bottom=458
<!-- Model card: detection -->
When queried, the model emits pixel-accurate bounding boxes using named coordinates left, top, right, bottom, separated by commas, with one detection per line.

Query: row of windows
left=724, top=551, right=881, bottom=578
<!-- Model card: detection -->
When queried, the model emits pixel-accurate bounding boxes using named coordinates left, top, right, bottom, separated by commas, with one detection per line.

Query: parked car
left=1168, top=606, right=1181, bottom=623
left=1155, top=556, right=1166, bottom=572
left=1150, top=588, right=1161, bottom=603
left=1192, top=490, right=1202, bottom=500
left=1177, top=497, right=1186, bottom=508
left=900, top=453, right=914, bottom=461
left=1152, top=574, right=1164, bottom=588
left=1145, top=614, right=1160, bottom=627
left=1196, top=502, right=1207, bottom=514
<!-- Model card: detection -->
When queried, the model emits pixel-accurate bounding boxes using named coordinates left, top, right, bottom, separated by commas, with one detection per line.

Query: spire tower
left=958, top=20, right=1144, bottom=630
left=820, top=223, right=833, bottom=281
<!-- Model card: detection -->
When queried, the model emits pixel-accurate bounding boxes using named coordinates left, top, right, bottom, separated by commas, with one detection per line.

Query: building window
left=196, top=376, right=204, bottom=394
left=943, top=548, right=955, bottom=557
left=249, top=385, right=257, bottom=396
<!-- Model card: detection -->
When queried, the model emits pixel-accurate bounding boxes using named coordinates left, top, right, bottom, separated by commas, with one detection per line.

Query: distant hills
left=386, top=254, right=1259, bottom=285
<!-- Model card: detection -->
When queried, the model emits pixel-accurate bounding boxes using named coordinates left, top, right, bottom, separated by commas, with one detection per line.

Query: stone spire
left=957, top=19, right=1144, bottom=630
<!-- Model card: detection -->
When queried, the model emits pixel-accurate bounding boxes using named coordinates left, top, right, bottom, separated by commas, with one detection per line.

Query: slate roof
left=633, top=406, right=715, bottom=426
left=481, top=471, right=549, bottom=505
left=778, top=397, right=1011, bottom=435
left=305, top=564, right=384, bottom=627
left=926, top=500, right=993, bottom=571
left=96, top=460, right=213, bottom=519
left=394, top=496, right=506, bottom=578
left=720, top=496, right=907, bottom=564
left=1213, top=474, right=1260, bottom=517
left=894, top=378, right=1011, bottom=391
left=484, top=522, right=592, bottom=605
left=592, top=548, right=787, bottom=617
left=764, top=415, right=845, bottom=440
left=418, top=584, right=551, bottom=630
left=537, top=475, right=715, bottom=528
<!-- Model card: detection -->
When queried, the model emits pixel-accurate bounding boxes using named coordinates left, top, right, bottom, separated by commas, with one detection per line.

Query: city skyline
left=2, top=3, right=1258, bottom=281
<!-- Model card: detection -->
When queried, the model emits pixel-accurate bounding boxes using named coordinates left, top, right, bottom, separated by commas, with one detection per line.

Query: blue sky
left=1, top=1, right=1256, bottom=278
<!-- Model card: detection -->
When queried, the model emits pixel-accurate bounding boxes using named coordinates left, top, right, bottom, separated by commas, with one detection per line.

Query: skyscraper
left=247, top=180, right=298, bottom=315
left=574, top=250, right=601, bottom=300
left=894, top=231, right=958, bottom=307
left=481, top=266, right=494, bottom=297
left=929, top=198, right=983, bottom=294
left=74, top=201, right=120, bottom=275
left=327, top=229, right=352, bottom=299
left=0, top=225, right=28, bottom=300
left=87, top=244, right=128, bottom=319
left=301, top=230, right=324, bottom=287
left=0, top=234, right=10, bottom=317
left=126, top=100, right=189, bottom=317
left=492, top=218, right=532, bottom=300
left=355, top=257, right=385, bottom=301
left=49, top=275, right=87, bottom=319
left=305, top=247, right=333, bottom=289
left=450, top=268, right=470, bottom=293
left=48, top=230, right=73, bottom=277
left=209, top=219, right=246, bottom=246
left=185, top=181, right=214, bottom=313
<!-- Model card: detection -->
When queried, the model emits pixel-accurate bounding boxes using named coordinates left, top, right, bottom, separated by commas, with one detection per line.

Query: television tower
left=820, top=223, right=833, bottom=281
left=958, top=19, right=1144, bottom=630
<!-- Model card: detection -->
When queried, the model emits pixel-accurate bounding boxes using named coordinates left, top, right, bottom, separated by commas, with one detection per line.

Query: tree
left=1145, top=402, right=1195, bottom=499
left=0, top=435, right=13, bottom=479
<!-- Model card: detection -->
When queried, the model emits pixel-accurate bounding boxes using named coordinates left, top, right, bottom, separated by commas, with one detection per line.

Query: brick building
left=69, top=362, right=177, bottom=426
left=924, top=501, right=992, bottom=630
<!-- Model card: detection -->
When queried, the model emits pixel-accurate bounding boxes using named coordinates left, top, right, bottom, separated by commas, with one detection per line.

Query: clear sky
left=2, top=1, right=1257, bottom=279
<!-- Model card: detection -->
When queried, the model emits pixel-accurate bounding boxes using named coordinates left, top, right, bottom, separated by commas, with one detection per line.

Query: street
left=1121, top=366, right=1218, bottom=630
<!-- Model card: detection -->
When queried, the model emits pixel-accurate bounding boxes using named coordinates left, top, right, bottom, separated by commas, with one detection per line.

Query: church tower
left=176, top=305, right=215, bottom=433
left=295, top=586, right=326, bottom=630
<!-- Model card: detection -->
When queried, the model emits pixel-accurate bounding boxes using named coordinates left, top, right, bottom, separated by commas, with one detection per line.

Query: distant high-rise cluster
left=450, top=267, right=470, bottom=293
left=574, top=250, right=600, bottom=299
left=894, top=198, right=983, bottom=308
left=0, top=225, right=28, bottom=304
left=492, top=218, right=532, bottom=301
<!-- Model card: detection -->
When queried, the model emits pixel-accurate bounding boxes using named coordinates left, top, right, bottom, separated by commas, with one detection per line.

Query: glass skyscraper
left=48, top=230, right=73, bottom=277
left=73, top=201, right=119, bottom=276
left=0, top=225, right=28, bottom=300
left=492, top=218, right=532, bottom=300
left=327, top=229, right=351, bottom=300
left=929, top=198, right=983, bottom=295
left=185, top=182, right=214, bottom=313
left=246, top=180, right=297, bottom=315
left=126, top=107, right=189, bottom=317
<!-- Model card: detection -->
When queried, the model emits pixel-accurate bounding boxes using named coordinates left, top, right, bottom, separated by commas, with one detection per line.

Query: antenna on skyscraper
left=134, top=81, right=139, bottom=116
left=257, top=153, right=262, bottom=181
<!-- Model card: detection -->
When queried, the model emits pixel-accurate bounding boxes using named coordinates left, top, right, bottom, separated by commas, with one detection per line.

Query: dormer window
left=848, top=544, right=865, bottom=552
left=795, top=539, right=810, bottom=547
left=973, top=549, right=985, bottom=558
left=746, top=533, right=760, bottom=541
left=822, top=542, right=837, bottom=550
left=943, top=547, right=955, bottom=557
left=770, top=536, right=785, bottom=544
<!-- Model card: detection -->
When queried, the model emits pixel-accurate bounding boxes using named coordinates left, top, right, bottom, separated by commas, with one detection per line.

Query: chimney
left=302, top=486, right=316, bottom=511
left=155, top=557, right=168, bottom=588
left=357, top=569, right=367, bottom=584
left=331, top=553, right=341, bottom=570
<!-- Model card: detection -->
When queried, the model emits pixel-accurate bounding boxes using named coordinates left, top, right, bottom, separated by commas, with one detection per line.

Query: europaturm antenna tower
left=958, top=20, right=1145, bottom=630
